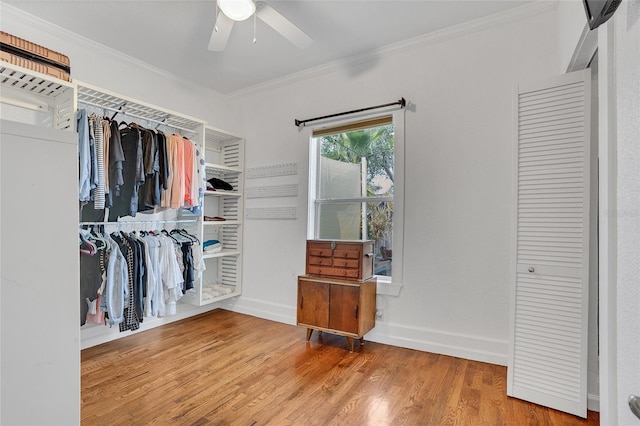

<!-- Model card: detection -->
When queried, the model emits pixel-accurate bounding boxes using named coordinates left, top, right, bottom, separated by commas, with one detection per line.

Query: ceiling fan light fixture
left=217, top=0, right=255, bottom=21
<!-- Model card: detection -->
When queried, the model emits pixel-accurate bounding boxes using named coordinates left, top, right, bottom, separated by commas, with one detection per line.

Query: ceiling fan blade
left=256, top=3, right=313, bottom=49
left=208, top=11, right=234, bottom=51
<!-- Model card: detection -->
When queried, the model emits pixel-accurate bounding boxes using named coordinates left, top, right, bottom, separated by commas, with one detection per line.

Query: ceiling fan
left=208, top=0, right=313, bottom=51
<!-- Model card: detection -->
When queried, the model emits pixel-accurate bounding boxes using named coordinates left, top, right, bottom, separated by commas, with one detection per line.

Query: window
left=307, top=110, right=404, bottom=294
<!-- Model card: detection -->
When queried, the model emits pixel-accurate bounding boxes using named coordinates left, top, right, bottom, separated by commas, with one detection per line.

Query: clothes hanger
left=175, top=228, right=199, bottom=244
left=79, top=232, right=97, bottom=256
left=169, top=229, right=191, bottom=244
left=89, top=225, right=109, bottom=250
left=161, top=229, right=180, bottom=243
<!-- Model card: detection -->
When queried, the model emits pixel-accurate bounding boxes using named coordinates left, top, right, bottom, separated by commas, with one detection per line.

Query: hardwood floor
left=82, top=309, right=600, bottom=425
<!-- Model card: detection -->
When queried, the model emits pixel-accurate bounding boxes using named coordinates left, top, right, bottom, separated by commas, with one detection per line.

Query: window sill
left=375, top=277, right=403, bottom=296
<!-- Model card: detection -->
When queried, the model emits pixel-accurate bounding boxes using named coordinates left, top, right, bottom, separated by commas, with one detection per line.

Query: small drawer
left=309, top=248, right=333, bottom=257
left=333, top=249, right=360, bottom=259
left=332, top=258, right=359, bottom=268
left=308, top=256, right=333, bottom=266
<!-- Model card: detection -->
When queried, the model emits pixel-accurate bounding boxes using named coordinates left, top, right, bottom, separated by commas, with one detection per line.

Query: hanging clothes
left=109, top=119, right=125, bottom=201
left=109, top=125, right=144, bottom=220
left=139, top=129, right=159, bottom=212
left=79, top=228, right=200, bottom=328
left=78, top=112, right=202, bottom=220
left=101, top=232, right=127, bottom=326
left=110, top=232, right=140, bottom=332
left=79, top=240, right=103, bottom=326
left=78, top=109, right=91, bottom=203
left=92, top=114, right=107, bottom=210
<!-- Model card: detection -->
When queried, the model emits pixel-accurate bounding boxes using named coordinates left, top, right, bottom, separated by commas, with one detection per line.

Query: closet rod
left=78, top=100, right=199, bottom=135
left=294, top=97, right=406, bottom=128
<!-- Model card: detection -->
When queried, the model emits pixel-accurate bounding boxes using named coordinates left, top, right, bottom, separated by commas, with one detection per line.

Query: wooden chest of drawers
left=306, top=240, right=374, bottom=281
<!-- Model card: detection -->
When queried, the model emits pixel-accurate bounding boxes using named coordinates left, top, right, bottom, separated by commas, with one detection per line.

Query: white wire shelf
left=205, top=125, right=242, bottom=145
left=202, top=250, right=241, bottom=259
left=203, top=220, right=241, bottom=226
left=204, top=190, right=242, bottom=198
left=0, top=61, right=75, bottom=130
left=205, top=163, right=243, bottom=174
left=0, top=61, right=73, bottom=97
left=75, top=80, right=205, bottom=133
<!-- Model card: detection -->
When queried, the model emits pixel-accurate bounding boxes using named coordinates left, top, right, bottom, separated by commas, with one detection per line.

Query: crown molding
left=0, top=3, right=226, bottom=99
left=231, top=0, right=558, bottom=98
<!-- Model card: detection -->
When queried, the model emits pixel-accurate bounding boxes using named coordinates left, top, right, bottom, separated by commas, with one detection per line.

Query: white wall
left=613, top=1, right=640, bottom=424
left=224, top=9, right=560, bottom=365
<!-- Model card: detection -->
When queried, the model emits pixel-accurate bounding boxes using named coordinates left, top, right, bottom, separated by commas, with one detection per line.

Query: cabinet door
left=508, top=69, right=590, bottom=418
left=297, top=280, right=329, bottom=328
left=329, top=284, right=360, bottom=334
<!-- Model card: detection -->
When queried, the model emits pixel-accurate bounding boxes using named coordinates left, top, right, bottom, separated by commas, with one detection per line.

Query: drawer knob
left=365, top=253, right=374, bottom=258
left=528, top=267, right=535, bottom=273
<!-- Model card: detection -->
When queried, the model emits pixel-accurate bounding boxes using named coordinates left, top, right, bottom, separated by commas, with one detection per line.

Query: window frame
left=306, top=109, right=405, bottom=296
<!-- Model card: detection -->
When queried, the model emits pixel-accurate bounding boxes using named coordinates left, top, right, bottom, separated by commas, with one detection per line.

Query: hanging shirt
left=160, top=133, right=175, bottom=208
left=78, top=109, right=91, bottom=202
left=109, top=120, right=125, bottom=198
left=92, top=115, right=106, bottom=210
left=102, top=119, right=112, bottom=207
left=158, top=235, right=183, bottom=316
left=109, top=126, right=145, bottom=220
left=111, top=233, right=140, bottom=332
left=157, top=131, right=169, bottom=191
left=169, top=134, right=185, bottom=209
left=102, top=233, right=127, bottom=325
left=80, top=245, right=102, bottom=325
left=142, top=234, right=163, bottom=317
left=139, top=129, right=159, bottom=211
left=135, top=234, right=157, bottom=318
left=183, top=137, right=195, bottom=206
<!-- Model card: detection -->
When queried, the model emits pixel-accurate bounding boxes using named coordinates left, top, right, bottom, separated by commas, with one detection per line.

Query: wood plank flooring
left=82, top=309, right=600, bottom=425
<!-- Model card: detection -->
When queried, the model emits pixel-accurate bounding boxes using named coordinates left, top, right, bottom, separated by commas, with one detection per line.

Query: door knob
left=528, top=267, right=535, bottom=273
left=630, top=395, right=640, bottom=420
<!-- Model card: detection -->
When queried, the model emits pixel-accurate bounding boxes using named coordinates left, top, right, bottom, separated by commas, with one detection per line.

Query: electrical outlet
left=376, top=309, right=383, bottom=320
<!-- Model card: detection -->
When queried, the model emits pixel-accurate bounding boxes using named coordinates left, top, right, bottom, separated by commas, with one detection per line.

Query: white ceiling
left=6, top=0, right=535, bottom=94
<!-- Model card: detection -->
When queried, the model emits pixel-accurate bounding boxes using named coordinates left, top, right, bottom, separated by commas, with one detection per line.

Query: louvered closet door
left=507, top=69, right=591, bottom=418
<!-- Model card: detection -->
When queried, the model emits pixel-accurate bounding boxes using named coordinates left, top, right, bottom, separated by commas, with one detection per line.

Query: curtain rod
left=294, top=97, right=406, bottom=128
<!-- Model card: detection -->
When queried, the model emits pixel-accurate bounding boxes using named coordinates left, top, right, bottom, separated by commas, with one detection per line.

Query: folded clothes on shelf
left=207, top=177, right=233, bottom=191
left=204, top=216, right=226, bottom=221
left=203, top=239, right=222, bottom=253
left=203, top=239, right=219, bottom=247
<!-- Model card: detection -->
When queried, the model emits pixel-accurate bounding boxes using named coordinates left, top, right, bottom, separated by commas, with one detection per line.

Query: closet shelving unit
left=74, top=81, right=244, bottom=306
left=75, top=81, right=204, bottom=132
left=185, top=125, right=245, bottom=305
left=0, top=61, right=75, bottom=130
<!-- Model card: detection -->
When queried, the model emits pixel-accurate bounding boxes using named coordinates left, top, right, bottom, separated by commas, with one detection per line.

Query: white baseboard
left=365, top=322, right=509, bottom=366
left=224, top=296, right=508, bottom=366
left=221, top=296, right=296, bottom=325
left=587, top=393, right=600, bottom=412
